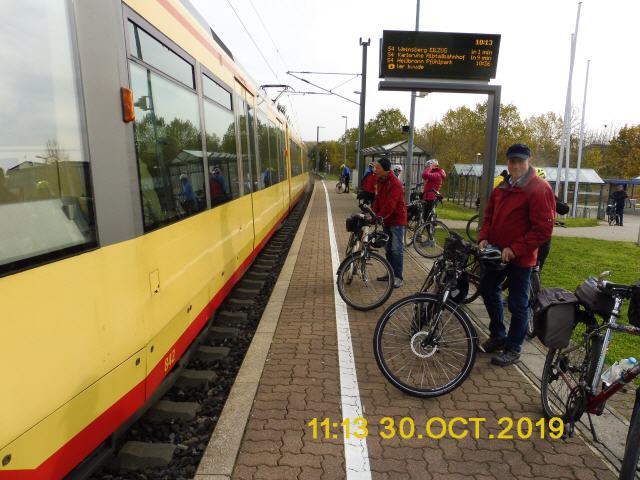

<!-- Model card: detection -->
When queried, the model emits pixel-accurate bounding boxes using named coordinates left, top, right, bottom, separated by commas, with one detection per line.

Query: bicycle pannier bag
left=629, top=282, right=640, bottom=328
left=533, top=288, right=579, bottom=349
left=575, top=277, right=615, bottom=317
left=346, top=213, right=365, bottom=233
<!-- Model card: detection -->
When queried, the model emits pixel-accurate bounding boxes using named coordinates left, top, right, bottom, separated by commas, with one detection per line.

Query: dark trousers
left=616, top=206, right=624, bottom=225
left=422, top=200, right=436, bottom=222
left=384, top=225, right=405, bottom=280
left=480, top=264, right=532, bottom=353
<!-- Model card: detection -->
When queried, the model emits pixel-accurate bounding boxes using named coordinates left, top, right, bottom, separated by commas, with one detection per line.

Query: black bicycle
left=373, top=232, right=504, bottom=397
left=336, top=204, right=394, bottom=311
left=413, top=189, right=451, bottom=258
left=538, top=273, right=640, bottom=479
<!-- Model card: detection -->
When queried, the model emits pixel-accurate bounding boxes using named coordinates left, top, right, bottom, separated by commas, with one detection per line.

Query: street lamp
left=476, top=152, right=482, bottom=164
left=341, top=116, right=348, bottom=167
left=315, top=126, right=324, bottom=173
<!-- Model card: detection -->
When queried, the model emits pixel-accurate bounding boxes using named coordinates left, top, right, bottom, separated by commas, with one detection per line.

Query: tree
left=599, top=125, right=640, bottom=178
left=364, top=108, right=408, bottom=147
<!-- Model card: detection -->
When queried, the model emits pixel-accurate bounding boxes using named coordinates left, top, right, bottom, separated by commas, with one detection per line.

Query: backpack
left=533, top=288, right=579, bottom=349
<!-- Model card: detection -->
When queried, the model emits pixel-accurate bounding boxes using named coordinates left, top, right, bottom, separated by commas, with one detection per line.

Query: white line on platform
left=322, top=181, right=372, bottom=480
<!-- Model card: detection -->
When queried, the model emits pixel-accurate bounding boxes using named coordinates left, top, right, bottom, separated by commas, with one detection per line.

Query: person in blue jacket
left=341, top=164, right=351, bottom=193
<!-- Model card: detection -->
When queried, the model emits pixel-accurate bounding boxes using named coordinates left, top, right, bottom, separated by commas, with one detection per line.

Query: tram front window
left=0, top=0, right=96, bottom=275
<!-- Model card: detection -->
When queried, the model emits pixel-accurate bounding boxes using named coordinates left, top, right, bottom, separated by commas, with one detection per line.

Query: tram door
left=235, top=81, right=257, bottom=247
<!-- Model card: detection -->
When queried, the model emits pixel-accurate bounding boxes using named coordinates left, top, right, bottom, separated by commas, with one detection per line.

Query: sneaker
left=377, top=275, right=389, bottom=282
left=393, top=278, right=403, bottom=288
left=479, top=337, right=506, bottom=353
left=491, top=349, right=520, bottom=367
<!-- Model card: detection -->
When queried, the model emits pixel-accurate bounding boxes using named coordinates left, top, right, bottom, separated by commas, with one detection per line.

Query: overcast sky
left=191, top=0, right=640, bottom=143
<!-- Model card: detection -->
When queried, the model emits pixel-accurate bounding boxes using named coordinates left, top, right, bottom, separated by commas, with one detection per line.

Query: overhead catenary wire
left=226, top=0, right=302, bottom=137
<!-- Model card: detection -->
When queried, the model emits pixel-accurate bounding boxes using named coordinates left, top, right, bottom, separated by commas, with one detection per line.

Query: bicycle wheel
left=404, top=215, right=420, bottom=247
left=373, top=293, right=478, bottom=397
left=337, top=251, right=394, bottom=311
left=466, top=214, right=480, bottom=243
left=336, top=182, right=345, bottom=194
left=620, top=389, right=640, bottom=480
left=527, top=270, right=541, bottom=338
left=413, top=220, right=451, bottom=258
left=463, top=256, right=482, bottom=304
left=540, top=342, right=590, bottom=421
left=608, top=212, right=616, bottom=225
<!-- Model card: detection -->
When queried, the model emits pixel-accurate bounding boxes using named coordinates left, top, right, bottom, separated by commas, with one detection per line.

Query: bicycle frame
left=557, top=295, right=640, bottom=415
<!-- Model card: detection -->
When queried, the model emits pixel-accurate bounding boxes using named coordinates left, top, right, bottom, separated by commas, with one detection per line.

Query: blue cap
left=506, top=143, right=531, bottom=160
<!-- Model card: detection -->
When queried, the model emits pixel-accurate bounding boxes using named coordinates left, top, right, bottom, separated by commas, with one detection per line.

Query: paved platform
left=196, top=180, right=628, bottom=480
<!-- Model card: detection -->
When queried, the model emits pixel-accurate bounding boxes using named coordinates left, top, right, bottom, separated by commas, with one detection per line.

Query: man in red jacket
left=421, top=159, right=447, bottom=221
left=478, top=144, right=555, bottom=366
left=372, top=156, right=407, bottom=288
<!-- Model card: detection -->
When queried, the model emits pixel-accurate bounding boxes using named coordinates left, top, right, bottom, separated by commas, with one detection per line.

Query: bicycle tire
left=608, top=213, right=616, bottom=226
left=336, top=251, right=394, bottom=311
left=404, top=216, right=420, bottom=247
left=466, top=214, right=480, bottom=243
left=413, top=220, right=451, bottom=258
left=336, top=182, right=345, bottom=194
left=540, top=343, right=589, bottom=421
left=619, top=390, right=640, bottom=480
left=527, top=270, right=541, bottom=338
left=373, top=293, right=478, bottom=397
left=463, top=256, right=482, bottom=304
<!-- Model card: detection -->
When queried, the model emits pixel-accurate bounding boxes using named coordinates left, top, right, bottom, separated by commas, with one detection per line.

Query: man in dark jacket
left=421, top=159, right=447, bottom=221
left=611, top=185, right=628, bottom=226
left=372, top=156, right=407, bottom=288
left=478, top=144, right=555, bottom=366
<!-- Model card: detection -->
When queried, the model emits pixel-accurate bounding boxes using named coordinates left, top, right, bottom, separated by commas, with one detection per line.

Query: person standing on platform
left=372, top=156, right=407, bottom=288
left=478, top=143, right=555, bottom=366
left=611, top=184, right=628, bottom=226
left=358, top=161, right=376, bottom=205
left=341, top=164, right=351, bottom=193
left=421, top=159, right=446, bottom=222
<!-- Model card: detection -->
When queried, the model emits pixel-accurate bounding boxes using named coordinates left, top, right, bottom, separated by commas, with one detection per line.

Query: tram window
left=277, top=128, right=287, bottom=180
left=204, top=99, right=240, bottom=206
left=203, top=75, right=232, bottom=110
left=237, top=98, right=252, bottom=196
left=268, top=122, right=280, bottom=183
left=247, top=104, right=259, bottom=192
left=0, top=0, right=97, bottom=275
left=128, top=21, right=194, bottom=89
left=290, top=142, right=301, bottom=176
left=256, top=112, right=273, bottom=190
left=129, top=62, right=205, bottom=231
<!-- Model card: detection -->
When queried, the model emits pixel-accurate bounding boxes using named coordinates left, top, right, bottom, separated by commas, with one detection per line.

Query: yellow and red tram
left=0, top=1, right=308, bottom=478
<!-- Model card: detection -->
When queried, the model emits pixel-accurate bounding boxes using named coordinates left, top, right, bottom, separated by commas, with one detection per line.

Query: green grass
left=438, top=202, right=478, bottom=221
left=560, top=217, right=599, bottom=228
left=541, top=237, right=640, bottom=368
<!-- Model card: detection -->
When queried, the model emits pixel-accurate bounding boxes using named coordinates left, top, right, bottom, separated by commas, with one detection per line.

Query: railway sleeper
left=206, top=326, right=240, bottom=342
left=239, top=279, right=265, bottom=290
left=175, top=369, right=218, bottom=390
left=112, top=441, right=176, bottom=470
left=146, top=400, right=199, bottom=423
left=215, top=310, right=249, bottom=327
left=195, top=345, right=231, bottom=362
left=233, top=287, right=261, bottom=299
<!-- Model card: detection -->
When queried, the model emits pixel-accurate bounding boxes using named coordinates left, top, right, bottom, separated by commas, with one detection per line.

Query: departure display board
left=380, top=30, right=500, bottom=80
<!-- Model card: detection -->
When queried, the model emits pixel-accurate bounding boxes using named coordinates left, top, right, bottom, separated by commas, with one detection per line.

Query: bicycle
left=466, top=213, right=481, bottom=243
left=373, top=232, right=504, bottom=397
left=413, top=189, right=451, bottom=258
left=336, top=203, right=395, bottom=311
left=404, top=199, right=424, bottom=247
left=538, top=272, right=640, bottom=478
left=336, top=175, right=347, bottom=194
left=606, top=203, right=617, bottom=226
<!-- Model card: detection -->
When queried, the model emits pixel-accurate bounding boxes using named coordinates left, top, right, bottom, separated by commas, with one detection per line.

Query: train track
left=76, top=185, right=313, bottom=480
